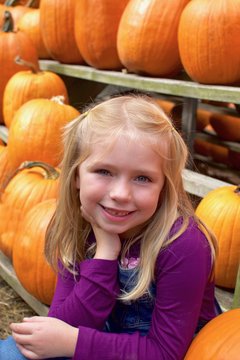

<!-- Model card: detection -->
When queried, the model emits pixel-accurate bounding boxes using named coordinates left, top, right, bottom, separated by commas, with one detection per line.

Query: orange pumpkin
left=0, top=145, right=17, bottom=190
left=17, top=8, right=50, bottom=59
left=178, top=0, right=240, bottom=84
left=17, top=0, right=40, bottom=7
left=3, top=57, right=69, bottom=128
left=184, top=309, right=240, bottom=359
left=228, top=150, right=240, bottom=171
left=12, top=198, right=57, bottom=305
left=0, top=161, right=59, bottom=259
left=209, top=113, right=240, bottom=142
left=0, top=10, right=39, bottom=124
left=40, top=0, right=83, bottom=64
left=0, top=0, right=36, bottom=30
left=195, top=185, right=240, bottom=288
left=117, top=0, right=190, bottom=76
left=196, top=109, right=212, bottom=131
left=7, top=96, right=80, bottom=168
left=74, top=0, right=129, bottom=70
left=194, top=138, right=229, bottom=164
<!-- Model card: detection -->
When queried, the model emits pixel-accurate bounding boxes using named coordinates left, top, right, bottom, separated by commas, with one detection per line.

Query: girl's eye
left=96, top=169, right=111, bottom=176
left=135, top=175, right=151, bottom=183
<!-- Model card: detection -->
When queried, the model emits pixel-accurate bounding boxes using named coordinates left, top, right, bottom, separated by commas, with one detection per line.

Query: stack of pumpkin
left=0, top=0, right=81, bottom=305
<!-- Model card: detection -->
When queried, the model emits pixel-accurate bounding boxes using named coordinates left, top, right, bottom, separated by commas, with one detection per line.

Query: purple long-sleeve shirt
left=48, top=219, right=217, bottom=360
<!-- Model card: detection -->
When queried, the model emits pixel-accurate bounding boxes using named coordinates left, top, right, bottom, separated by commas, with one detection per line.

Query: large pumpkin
left=117, top=0, right=190, bottom=76
left=17, top=8, right=50, bottom=59
left=3, top=57, right=69, bottom=128
left=0, top=161, right=59, bottom=259
left=74, top=0, right=129, bottom=70
left=0, top=10, right=38, bottom=123
left=40, top=0, right=83, bottom=64
left=195, top=185, right=240, bottom=288
left=178, top=0, right=240, bottom=84
left=12, top=198, right=57, bottom=305
left=184, top=309, right=240, bottom=359
left=7, top=96, right=80, bottom=168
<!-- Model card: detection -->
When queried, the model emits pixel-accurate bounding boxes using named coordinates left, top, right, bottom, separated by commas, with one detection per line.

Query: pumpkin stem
left=15, top=56, right=40, bottom=73
left=2, top=11, right=14, bottom=32
left=51, top=95, right=65, bottom=105
left=234, top=185, right=240, bottom=195
left=4, top=0, right=19, bottom=6
left=25, top=0, right=36, bottom=8
left=18, top=161, right=60, bottom=180
left=0, top=162, right=60, bottom=195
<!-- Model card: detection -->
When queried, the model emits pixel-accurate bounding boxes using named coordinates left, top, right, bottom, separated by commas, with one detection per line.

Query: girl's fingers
left=16, top=343, right=38, bottom=360
left=12, top=331, right=32, bottom=345
left=22, top=316, right=46, bottom=322
left=10, top=323, right=30, bottom=333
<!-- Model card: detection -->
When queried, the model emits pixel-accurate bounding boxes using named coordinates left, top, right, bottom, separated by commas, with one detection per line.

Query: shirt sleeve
left=72, top=223, right=214, bottom=360
left=48, top=258, right=119, bottom=329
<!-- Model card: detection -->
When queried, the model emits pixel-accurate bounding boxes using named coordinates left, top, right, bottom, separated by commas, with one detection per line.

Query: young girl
left=1, top=95, right=220, bottom=360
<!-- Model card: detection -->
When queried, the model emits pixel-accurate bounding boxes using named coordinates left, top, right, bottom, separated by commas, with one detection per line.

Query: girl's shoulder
left=160, top=216, right=211, bottom=263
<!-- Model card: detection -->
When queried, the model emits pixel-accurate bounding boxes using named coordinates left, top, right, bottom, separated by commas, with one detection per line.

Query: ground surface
left=0, top=276, right=36, bottom=339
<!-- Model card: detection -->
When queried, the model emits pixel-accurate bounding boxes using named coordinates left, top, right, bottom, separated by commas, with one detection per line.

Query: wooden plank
left=182, top=169, right=231, bottom=197
left=0, top=251, right=49, bottom=316
left=215, top=287, right=234, bottom=312
left=39, top=60, right=240, bottom=104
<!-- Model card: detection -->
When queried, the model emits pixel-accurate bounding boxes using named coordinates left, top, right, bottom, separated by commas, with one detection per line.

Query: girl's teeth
left=105, top=208, right=130, bottom=216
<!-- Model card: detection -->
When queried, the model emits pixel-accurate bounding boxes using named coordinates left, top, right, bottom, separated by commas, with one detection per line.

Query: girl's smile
left=76, top=135, right=165, bottom=237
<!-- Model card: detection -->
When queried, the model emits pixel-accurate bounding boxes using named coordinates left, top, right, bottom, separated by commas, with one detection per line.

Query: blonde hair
left=45, top=94, right=217, bottom=301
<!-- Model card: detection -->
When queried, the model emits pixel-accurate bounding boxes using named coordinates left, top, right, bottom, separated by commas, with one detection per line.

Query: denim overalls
left=105, top=264, right=156, bottom=335
left=105, top=262, right=222, bottom=336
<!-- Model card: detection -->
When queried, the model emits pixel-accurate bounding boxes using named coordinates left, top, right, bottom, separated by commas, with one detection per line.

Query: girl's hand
left=10, top=316, right=78, bottom=359
left=81, top=205, right=121, bottom=260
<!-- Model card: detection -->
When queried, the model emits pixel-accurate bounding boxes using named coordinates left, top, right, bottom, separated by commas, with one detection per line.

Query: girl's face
left=76, top=135, right=165, bottom=238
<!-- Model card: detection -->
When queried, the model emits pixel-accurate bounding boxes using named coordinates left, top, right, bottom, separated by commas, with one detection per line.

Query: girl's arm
left=48, top=209, right=122, bottom=329
left=48, top=258, right=119, bottom=329
left=70, top=225, right=214, bottom=360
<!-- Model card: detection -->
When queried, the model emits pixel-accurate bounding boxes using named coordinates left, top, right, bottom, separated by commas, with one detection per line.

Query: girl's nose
left=109, top=179, right=131, bottom=202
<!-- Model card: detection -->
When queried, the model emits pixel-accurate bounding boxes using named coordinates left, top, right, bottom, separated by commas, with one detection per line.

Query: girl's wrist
left=94, top=247, right=120, bottom=260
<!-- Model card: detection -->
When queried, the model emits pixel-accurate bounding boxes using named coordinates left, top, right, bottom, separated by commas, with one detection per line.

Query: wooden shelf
left=39, top=60, right=240, bottom=104
left=0, top=251, right=49, bottom=316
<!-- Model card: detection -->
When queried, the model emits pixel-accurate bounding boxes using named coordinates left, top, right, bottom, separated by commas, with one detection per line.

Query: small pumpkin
left=178, top=0, right=240, bottom=84
left=117, top=0, right=190, bottom=76
left=209, top=113, right=240, bottom=142
left=194, top=138, right=229, bottom=165
left=0, top=161, right=59, bottom=259
left=0, top=0, right=36, bottom=30
left=184, top=309, right=240, bottom=359
left=12, top=198, right=57, bottom=305
left=0, top=10, right=38, bottom=123
left=3, top=56, right=69, bottom=128
left=7, top=96, right=80, bottom=168
left=196, top=109, right=212, bottom=131
left=195, top=185, right=240, bottom=288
